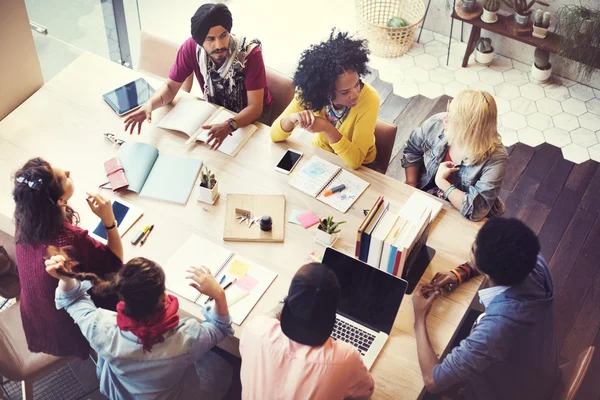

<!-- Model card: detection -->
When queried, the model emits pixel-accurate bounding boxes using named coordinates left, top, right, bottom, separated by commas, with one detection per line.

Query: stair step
left=379, top=93, right=411, bottom=123
left=369, top=77, right=393, bottom=106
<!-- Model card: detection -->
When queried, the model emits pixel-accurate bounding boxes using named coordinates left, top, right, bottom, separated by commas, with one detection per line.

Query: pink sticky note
left=235, top=274, right=259, bottom=292
left=296, top=211, right=320, bottom=229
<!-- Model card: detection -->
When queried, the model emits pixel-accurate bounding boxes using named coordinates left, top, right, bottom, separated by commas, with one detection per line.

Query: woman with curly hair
left=12, top=157, right=123, bottom=359
left=270, top=30, right=379, bottom=170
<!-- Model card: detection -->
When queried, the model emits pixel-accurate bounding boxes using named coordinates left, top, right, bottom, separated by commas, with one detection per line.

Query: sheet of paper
left=164, top=235, right=233, bottom=303
left=235, top=274, right=259, bottom=292
left=317, top=169, right=370, bottom=213
left=288, top=156, right=340, bottom=198
left=399, top=191, right=443, bottom=223
left=157, top=99, right=217, bottom=136
left=288, top=209, right=303, bottom=225
left=227, top=259, right=250, bottom=277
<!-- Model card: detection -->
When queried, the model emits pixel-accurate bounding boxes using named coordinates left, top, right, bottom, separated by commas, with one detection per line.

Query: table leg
left=462, top=26, right=481, bottom=67
left=447, top=18, right=455, bottom=66
left=418, top=0, right=432, bottom=43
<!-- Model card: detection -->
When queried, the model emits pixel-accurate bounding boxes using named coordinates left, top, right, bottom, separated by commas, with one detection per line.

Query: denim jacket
left=401, top=113, right=508, bottom=221
left=55, top=281, right=234, bottom=400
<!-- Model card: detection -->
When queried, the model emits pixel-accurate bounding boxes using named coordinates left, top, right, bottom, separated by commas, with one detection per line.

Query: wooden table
left=0, top=52, right=483, bottom=399
left=450, top=11, right=600, bottom=69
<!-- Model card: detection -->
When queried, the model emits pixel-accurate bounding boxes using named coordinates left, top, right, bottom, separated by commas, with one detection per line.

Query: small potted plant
left=197, top=167, right=219, bottom=204
left=317, top=216, right=346, bottom=246
left=474, top=38, right=494, bottom=65
left=481, top=0, right=500, bottom=23
left=532, top=9, right=551, bottom=38
left=501, top=0, right=549, bottom=26
left=531, top=48, right=552, bottom=82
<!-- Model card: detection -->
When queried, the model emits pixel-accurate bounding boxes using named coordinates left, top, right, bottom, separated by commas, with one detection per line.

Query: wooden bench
left=449, top=11, right=600, bottom=69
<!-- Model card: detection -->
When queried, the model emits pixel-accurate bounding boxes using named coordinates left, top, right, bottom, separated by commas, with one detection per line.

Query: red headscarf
left=116, top=294, right=180, bottom=352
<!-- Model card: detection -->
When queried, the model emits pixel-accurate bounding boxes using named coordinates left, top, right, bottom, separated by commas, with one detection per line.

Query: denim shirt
left=401, top=113, right=508, bottom=221
left=55, top=281, right=234, bottom=400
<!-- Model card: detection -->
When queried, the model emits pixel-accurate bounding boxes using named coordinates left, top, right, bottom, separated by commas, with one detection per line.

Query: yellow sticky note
left=228, top=259, right=250, bottom=277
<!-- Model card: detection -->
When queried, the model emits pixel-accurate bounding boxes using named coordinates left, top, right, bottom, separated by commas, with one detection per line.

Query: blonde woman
left=401, top=90, right=508, bottom=221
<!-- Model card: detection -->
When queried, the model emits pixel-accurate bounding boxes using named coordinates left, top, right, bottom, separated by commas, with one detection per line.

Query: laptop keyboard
left=331, top=318, right=376, bottom=356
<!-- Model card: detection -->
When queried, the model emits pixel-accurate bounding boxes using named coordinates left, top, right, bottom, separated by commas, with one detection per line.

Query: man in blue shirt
left=413, top=218, right=559, bottom=400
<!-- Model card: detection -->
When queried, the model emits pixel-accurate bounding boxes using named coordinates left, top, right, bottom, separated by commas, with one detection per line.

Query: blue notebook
left=118, top=142, right=202, bottom=205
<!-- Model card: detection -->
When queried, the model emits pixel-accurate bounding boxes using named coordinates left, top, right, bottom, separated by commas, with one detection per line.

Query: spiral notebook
left=289, top=156, right=370, bottom=213
left=164, top=234, right=277, bottom=325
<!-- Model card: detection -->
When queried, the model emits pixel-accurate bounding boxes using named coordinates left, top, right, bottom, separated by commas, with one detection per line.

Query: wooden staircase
left=364, top=69, right=451, bottom=182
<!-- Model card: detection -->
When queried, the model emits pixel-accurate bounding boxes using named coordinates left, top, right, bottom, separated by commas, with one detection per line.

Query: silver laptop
left=323, top=247, right=408, bottom=370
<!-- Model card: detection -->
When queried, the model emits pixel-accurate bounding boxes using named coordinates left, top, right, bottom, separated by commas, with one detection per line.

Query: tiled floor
left=368, top=31, right=600, bottom=164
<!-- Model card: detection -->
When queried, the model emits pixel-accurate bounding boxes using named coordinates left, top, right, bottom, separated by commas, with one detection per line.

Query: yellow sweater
left=270, top=82, right=379, bottom=170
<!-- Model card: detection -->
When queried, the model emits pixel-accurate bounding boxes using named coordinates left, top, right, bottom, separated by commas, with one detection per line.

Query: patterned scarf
left=325, top=100, right=351, bottom=129
left=197, top=36, right=260, bottom=113
left=116, top=294, right=180, bottom=352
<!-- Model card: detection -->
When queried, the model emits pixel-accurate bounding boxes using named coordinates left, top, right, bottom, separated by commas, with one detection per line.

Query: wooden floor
left=370, top=71, right=600, bottom=399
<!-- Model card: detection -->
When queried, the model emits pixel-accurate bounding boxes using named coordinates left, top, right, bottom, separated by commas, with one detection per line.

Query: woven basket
left=356, top=0, right=426, bottom=58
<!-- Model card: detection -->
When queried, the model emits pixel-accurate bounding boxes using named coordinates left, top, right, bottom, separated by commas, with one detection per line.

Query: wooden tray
left=223, top=194, right=285, bottom=242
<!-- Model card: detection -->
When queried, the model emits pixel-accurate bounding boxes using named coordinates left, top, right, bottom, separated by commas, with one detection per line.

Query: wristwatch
left=226, top=118, right=238, bottom=132
left=104, top=220, right=118, bottom=230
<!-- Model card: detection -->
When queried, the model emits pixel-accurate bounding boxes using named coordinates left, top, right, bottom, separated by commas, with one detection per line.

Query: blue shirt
left=55, top=281, right=234, bottom=400
left=433, top=256, right=559, bottom=400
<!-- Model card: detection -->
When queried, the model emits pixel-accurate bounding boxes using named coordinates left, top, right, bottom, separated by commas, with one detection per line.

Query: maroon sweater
left=16, top=223, right=122, bottom=359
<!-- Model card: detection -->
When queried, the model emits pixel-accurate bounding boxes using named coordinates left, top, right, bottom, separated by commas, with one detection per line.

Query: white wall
left=422, top=0, right=600, bottom=89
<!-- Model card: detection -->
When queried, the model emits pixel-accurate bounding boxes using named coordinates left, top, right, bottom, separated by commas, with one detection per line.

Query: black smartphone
left=275, top=149, right=303, bottom=174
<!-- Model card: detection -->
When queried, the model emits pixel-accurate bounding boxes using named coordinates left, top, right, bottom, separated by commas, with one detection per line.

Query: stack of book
left=356, top=191, right=443, bottom=279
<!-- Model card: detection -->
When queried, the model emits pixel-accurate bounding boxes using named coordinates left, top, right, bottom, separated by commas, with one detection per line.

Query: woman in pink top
left=13, top=158, right=123, bottom=358
left=240, top=263, right=374, bottom=399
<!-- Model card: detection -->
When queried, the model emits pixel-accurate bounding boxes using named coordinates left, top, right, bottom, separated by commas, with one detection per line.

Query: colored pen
left=205, top=275, right=227, bottom=304
left=131, top=225, right=150, bottom=245
left=323, top=184, right=346, bottom=197
left=140, top=224, right=154, bottom=246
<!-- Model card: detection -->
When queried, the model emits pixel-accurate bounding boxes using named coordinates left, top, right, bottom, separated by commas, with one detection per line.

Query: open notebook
left=158, top=99, right=257, bottom=157
left=164, top=235, right=277, bottom=325
left=118, top=142, right=202, bottom=205
left=289, top=156, right=370, bottom=213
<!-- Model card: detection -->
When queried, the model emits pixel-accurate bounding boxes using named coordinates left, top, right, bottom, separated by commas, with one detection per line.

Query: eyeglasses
left=16, top=175, right=43, bottom=190
left=103, top=133, right=125, bottom=146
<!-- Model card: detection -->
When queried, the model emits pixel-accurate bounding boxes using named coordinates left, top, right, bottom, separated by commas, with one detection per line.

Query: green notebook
left=118, top=142, right=202, bottom=205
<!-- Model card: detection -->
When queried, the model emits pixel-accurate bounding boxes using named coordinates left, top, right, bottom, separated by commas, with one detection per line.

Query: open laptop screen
left=323, top=248, right=408, bottom=334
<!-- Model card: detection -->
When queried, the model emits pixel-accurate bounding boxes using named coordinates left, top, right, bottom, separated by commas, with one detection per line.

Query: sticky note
left=235, top=274, right=259, bottom=292
left=227, top=259, right=250, bottom=277
left=296, top=211, right=320, bottom=229
left=288, top=209, right=303, bottom=225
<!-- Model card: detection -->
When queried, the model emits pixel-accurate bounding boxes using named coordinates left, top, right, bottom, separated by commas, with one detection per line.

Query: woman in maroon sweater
left=13, top=158, right=124, bottom=359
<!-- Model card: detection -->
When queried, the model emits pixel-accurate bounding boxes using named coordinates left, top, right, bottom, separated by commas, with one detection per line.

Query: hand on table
left=413, top=284, right=440, bottom=323
left=85, top=193, right=114, bottom=226
left=435, top=161, right=459, bottom=189
left=203, top=122, right=232, bottom=150
left=186, top=266, right=225, bottom=300
left=124, top=102, right=152, bottom=135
